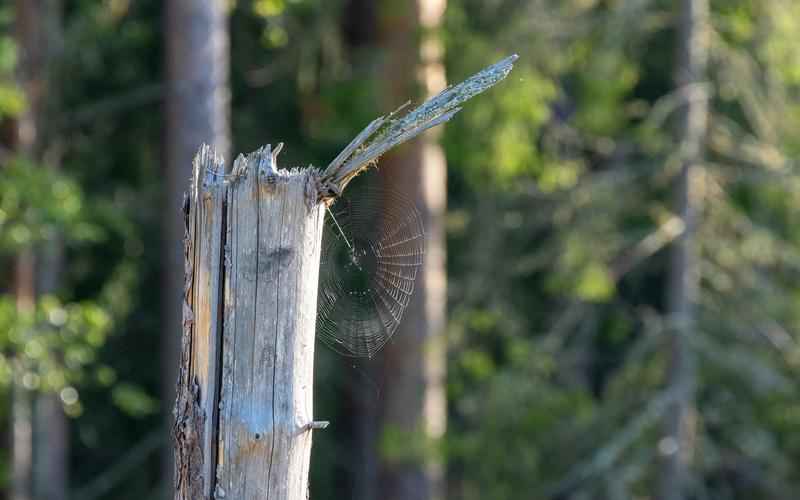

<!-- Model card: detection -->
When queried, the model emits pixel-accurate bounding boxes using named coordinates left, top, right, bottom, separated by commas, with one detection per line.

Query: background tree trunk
left=13, top=1, right=68, bottom=499
left=164, top=0, right=231, bottom=490
left=371, top=1, right=448, bottom=499
left=11, top=259, right=33, bottom=500
left=33, top=395, right=68, bottom=500
left=660, top=1, right=708, bottom=499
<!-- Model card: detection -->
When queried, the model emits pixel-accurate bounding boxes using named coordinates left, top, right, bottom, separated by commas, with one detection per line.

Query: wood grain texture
left=174, top=145, right=227, bottom=500
left=215, top=150, right=325, bottom=500
left=175, top=146, right=325, bottom=499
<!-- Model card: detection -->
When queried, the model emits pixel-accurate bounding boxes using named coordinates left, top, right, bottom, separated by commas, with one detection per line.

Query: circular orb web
left=316, top=188, right=425, bottom=358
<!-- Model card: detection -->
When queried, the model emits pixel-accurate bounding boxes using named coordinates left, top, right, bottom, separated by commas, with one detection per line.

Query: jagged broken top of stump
left=196, top=54, right=518, bottom=201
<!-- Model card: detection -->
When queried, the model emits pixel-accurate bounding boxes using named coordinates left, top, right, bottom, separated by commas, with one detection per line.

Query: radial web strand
left=316, top=187, right=425, bottom=358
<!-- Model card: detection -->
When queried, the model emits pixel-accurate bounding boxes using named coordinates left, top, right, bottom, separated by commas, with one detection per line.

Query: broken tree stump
left=173, top=55, right=517, bottom=500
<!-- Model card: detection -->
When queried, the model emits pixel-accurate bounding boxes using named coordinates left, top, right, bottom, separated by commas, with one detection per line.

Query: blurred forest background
left=2, top=0, right=800, bottom=499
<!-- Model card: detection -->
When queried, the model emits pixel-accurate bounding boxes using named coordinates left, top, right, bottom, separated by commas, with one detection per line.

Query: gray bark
left=33, top=394, right=68, bottom=500
left=660, top=1, right=709, bottom=499
left=164, top=0, right=231, bottom=490
left=11, top=380, right=33, bottom=500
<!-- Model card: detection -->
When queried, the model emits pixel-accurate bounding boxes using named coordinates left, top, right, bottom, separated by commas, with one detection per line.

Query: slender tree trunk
left=164, top=0, right=231, bottom=490
left=33, top=394, right=68, bottom=500
left=32, top=271, right=68, bottom=500
left=11, top=255, right=34, bottom=500
left=13, top=2, right=68, bottom=499
left=660, top=1, right=708, bottom=499
left=373, top=1, right=448, bottom=499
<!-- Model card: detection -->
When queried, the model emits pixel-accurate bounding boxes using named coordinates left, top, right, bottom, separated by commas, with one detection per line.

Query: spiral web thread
left=317, top=187, right=425, bottom=357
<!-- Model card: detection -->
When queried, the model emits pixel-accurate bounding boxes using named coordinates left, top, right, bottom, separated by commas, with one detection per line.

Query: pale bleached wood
left=214, top=149, right=324, bottom=500
left=174, top=145, right=227, bottom=500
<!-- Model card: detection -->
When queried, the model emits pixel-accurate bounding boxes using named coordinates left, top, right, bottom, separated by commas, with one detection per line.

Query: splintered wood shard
left=319, top=54, right=518, bottom=198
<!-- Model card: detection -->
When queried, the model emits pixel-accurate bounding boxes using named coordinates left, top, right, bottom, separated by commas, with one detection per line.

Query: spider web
left=317, top=186, right=425, bottom=358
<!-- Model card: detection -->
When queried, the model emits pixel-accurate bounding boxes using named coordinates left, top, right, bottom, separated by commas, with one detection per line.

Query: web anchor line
left=326, top=205, right=353, bottom=252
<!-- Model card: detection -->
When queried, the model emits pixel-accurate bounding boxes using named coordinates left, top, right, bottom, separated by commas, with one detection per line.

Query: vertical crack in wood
left=209, top=196, right=228, bottom=497
left=216, top=175, right=240, bottom=499
left=295, top=178, right=314, bottom=499
left=250, top=172, right=262, bottom=500
left=266, top=179, right=287, bottom=499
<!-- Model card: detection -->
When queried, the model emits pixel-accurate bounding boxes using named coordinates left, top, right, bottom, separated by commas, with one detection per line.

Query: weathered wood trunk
left=174, top=146, right=325, bottom=500
left=172, top=55, right=516, bottom=500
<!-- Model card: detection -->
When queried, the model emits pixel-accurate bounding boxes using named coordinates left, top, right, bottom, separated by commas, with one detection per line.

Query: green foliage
left=0, top=1, right=166, bottom=495
left=444, top=55, right=557, bottom=186
left=0, top=296, right=111, bottom=413
left=0, top=156, right=98, bottom=254
left=0, top=23, right=24, bottom=119
left=443, top=0, right=800, bottom=498
left=110, top=382, right=159, bottom=418
left=547, top=233, right=616, bottom=302
left=379, top=423, right=442, bottom=466
left=574, top=51, right=639, bottom=136
left=450, top=344, right=597, bottom=500
left=0, top=84, right=24, bottom=118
